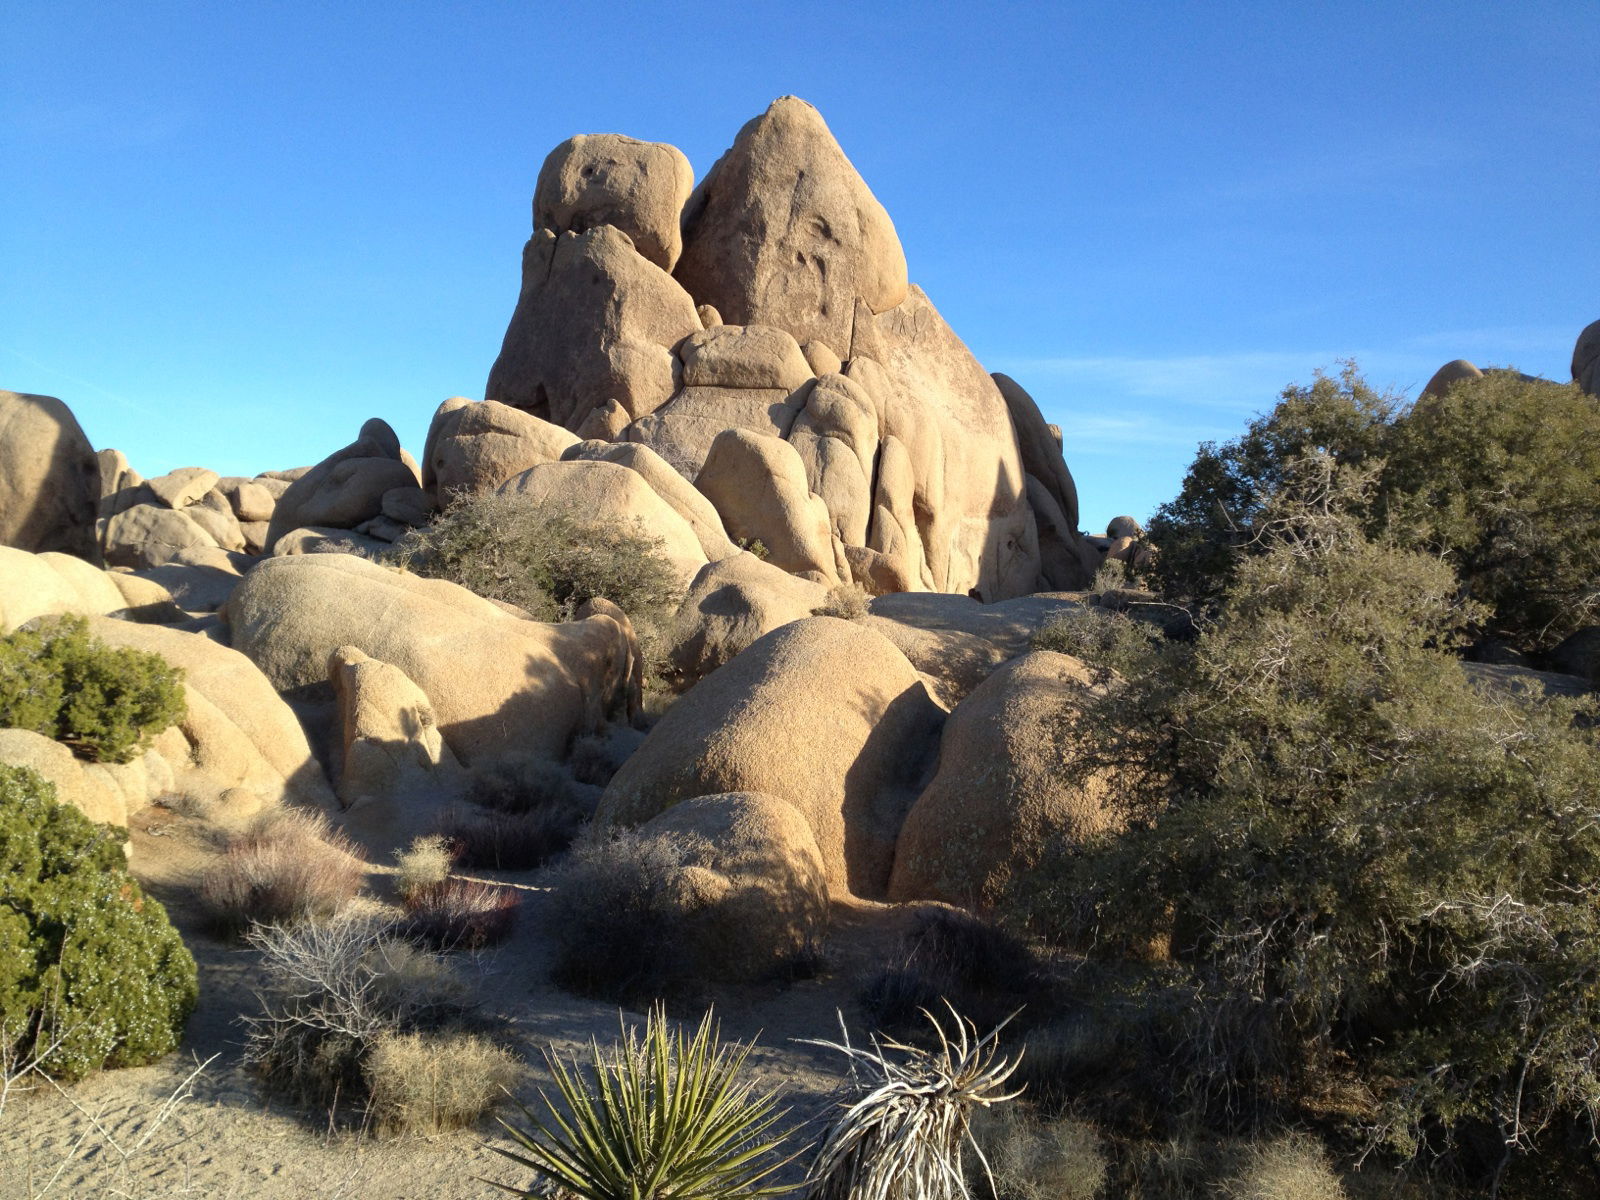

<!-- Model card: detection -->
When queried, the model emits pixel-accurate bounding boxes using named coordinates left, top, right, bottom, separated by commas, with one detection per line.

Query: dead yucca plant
left=802, top=1004, right=1025, bottom=1200
left=491, top=1005, right=797, bottom=1199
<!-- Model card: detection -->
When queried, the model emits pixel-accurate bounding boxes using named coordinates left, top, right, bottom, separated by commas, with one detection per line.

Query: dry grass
left=401, top=877, right=520, bottom=951
left=394, top=834, right=452, bottom=901
left=198, top=808, right=364, bottom=935
left=812, top=583, right=871, bottom=621
left=1218, top=1134, right=1347, bottom=1200
left=969, top=1105, right=1107, bottom=1200
left=444, top=803, right=586, bottom=871
left=363, top=1030, right=519, bottom=1136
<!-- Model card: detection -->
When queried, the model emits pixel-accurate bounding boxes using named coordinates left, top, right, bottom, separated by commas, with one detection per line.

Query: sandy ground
left=0, top=803, right=922, bottom=1200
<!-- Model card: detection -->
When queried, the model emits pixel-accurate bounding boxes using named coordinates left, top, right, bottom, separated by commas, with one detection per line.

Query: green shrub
left=0, top=615, right=185, bottom=764
left=1146, top=363, right=1600, bottom=650
left=0, top=764, right=197, bottom=1081
left=397, top=491, right=683, bottom=623
left=1013, top=493, right=1600, bottom=1178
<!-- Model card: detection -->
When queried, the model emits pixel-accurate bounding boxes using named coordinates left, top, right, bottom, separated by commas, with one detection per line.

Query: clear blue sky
left=4, top=2, right=1595, bottom=532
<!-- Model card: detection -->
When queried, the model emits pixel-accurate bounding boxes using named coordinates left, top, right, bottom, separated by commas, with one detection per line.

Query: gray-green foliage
left=398, top=490, right=683, bottom=623
left=0, top=615, right=186, bottom=764
left=0, top=764, right=197, bottom=1081
left=1146, top=363, right=1600, bottom=649
left=1016, top=479, right=1600, bottom=1171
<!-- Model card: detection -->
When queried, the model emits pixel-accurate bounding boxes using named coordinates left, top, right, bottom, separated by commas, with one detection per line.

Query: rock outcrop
left=0, top=390, right=100, bottom=559
left=596, top=617, right=945, bottom=898
left=1575, top=319, right=1600, bottom=397
left=265, top=419, right=418, bottom=552
left=224, top=553, right=639, bottom=764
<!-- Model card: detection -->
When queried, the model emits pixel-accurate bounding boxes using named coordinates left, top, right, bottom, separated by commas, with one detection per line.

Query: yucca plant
left=491, top=1005, right=799, bottom=1199
left=801, top=1005, right=1025, bottom=1200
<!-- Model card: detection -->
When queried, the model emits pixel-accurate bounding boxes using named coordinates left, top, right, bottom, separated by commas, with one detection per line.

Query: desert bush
left=968, top=1105, right=1108, bottom=1200
left=199, top=808, right=364, bottom=935
left=242, top=916, right=472, bottom=1124
left=812, top=582, right=871, bottom=621
left=0, top=614, right=185, bottom=763
left=1146, top=364, right=1600, bottom=650
left=1014, top=482, right=1600, bottom=1180
left=1088, top=558, right=1126, bottom=596
left=1217, top=1133, right=1346, bottom=1200
left=400, top=876, right=519, bottom=951
left=545, top=828, right=712, bottom=1004
left=398, top=491, right=683, bottom=623
left=363, top=1029, right=519, bottom=1135
left=394, top=834, right=452, bottom=901
left=860, top=909, right=1049, bottom=1038
left=467, top=752, right=586, bottom=815
left=1030, top=606, right=1150, bottom=677
left=443, top=802, right=586, bottom=871
left=495, top=1005, right=794, bottom=1200
left=803, top=1006, right=1025, bottom=1200
left=0, top=764, right=197, bottom=1081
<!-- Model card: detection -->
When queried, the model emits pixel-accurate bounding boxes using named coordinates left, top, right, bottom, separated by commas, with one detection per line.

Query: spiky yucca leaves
left=802, top=1006, right=1025, bottom=1200
left=492, top=1005, right=797, bottom=1200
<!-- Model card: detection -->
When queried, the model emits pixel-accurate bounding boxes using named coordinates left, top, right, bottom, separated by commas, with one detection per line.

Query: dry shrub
left=970, top=1105, right=1108, bottom=1200
left=567, top=728, right=644, bottom=788
left=1218, top=1134, right=1346, bottom=1200
left=394, top=834, right=452, bottom=901
left=467, top=752, right=585, bottom=814
left=813, top=582, right=871, bottom=620
left=860, top=909, right=1050, bottom=1037
left=443, top=803, right=585, bottom=871
left=363, top=1029, right=519, bottom=1135
left=242, top=917, right=472, bottom=1126
left=546, top=829, right=710, bottom=1004
left=401, top=877, right=519, bottom=951
left=199, top=808, right=363, bottom=935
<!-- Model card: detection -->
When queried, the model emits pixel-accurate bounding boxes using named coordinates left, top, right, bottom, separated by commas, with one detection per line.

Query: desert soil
left=0, top=803, right=921, bottom=1200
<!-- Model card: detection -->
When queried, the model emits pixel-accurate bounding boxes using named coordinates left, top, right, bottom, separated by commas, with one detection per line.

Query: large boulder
left=675, top=96, right=908, bottom=353
left=146, top=467, right=219, bottom=510
left=0, top=546, right=131, bottom=631
left=224, top=554, right=639, bottom=764
left=668, top=552, right=831, bottom=681
left=1548, top=626, right=1600, bottom=685
left=101, top=503, right=221, bottom=569
left=0, top=729, right=135, bottom=828
left=695, top=429, right=839, bottom=583
left=264, top=419, right=418, bottom=552
left=1421, top=358, right=1484, bottom=400
left=563, top=440, right=737, bottom=562
left=1575, top=319, right=1600, bottom=397
left=496, top=459, right=708, bottom=587
left=485, top=225, right=702, bottom=432
left=83, top=615, right=335, bottom=811
left=327, top=645, right=466, bottom=845
left=597, top=617, right=945, bottom=898
left=631, top=792, right=829, bottom=982
left=624, top=381, right=810, bottom=479
left=888, top=651, right=1115, bottom=907
left=421, top=396, right=579, bottom=502
left=534, top=134, right=695, bottom=273
left=0, top=390, right=99, bottom=559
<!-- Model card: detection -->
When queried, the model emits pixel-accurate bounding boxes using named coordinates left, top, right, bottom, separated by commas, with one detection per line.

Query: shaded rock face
left=265, top=418, right=417, bottom=552
left=1575, top=319, right=1600, bottom=397
left=484, top=226, right=702, bottom=433
left=480, top=96, right=1092, bottom=604
left=0, top=390, right=99, bottom=559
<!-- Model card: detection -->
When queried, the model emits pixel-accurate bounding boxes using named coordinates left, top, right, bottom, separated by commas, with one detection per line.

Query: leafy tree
left=1017, top=477, right=1600, bottom=1181
left=1146, top=363, right=1600, bottom=652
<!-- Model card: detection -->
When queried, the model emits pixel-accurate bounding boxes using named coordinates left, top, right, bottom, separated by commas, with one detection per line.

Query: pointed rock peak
left=675, top=96, right=908, bottom=353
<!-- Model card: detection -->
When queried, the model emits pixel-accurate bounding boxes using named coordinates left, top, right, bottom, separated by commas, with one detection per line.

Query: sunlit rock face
left=485, top=96, right=1099, bottom=601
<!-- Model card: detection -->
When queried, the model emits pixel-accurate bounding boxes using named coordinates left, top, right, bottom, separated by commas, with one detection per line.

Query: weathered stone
left=265, top=419, right=417, bottom=551
left=668, top=552, right=831, bottom=681
left=146, top=467, right=219, bottom=509
left=679, top=324, right=814, bottom=391
left=695, top=429, right=838, bottom=582
left=485, top=225, right=701, bottom=432
left=1574, top=319, right=1600, bottom=396
left=1422, top=359, right=1484, bottom=399
left=0, top=390, right=99, bottom=559
left=534, top=133, right=695, bottom=272
left=422, top=397, right=579, bottom=501
left=676, top=96, right=908, bottom=352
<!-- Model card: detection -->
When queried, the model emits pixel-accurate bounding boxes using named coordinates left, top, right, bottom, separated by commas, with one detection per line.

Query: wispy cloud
left=0, top=345, right=158, bottom=417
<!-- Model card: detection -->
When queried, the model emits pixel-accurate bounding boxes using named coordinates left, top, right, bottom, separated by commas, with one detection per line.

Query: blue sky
left=3, top=2, right=1595, bottom=532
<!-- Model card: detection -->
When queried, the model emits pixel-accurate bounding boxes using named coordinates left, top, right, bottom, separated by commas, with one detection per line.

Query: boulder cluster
left=3, top=98, right=1596, bottom=978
